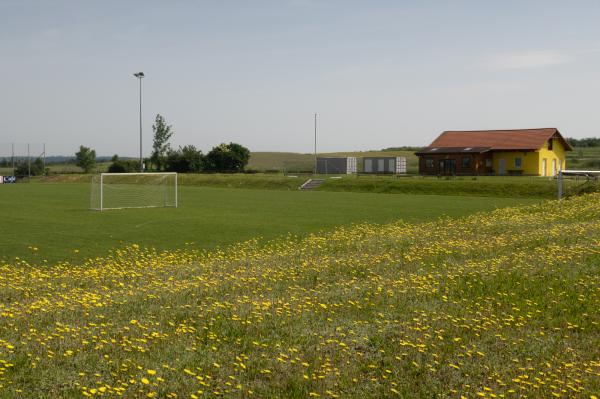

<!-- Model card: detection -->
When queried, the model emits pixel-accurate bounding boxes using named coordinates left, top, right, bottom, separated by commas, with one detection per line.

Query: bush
left=165, top=146, right=204, bottom=173
left=14, top=158, right=45, bottom=176
left=108, top=155, right=139, bottom=173
left=205, top=142, right=250, bottom=172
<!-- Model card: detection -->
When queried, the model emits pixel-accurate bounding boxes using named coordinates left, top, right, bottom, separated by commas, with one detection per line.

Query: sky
left=1, top=0, right=600, bottom=156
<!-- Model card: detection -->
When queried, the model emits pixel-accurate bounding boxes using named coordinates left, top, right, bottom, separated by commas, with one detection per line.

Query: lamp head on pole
left=133, top=72, right=145, bottom=78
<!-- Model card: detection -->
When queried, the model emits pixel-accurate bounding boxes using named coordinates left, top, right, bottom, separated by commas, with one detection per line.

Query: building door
left=499, top=159, right=506, bottom=175
left=377, top=159, right=385, bottom=172
left=364, top=159, right=372, bottom=173
left=542, top=159, right=547, bottom=176
left=387, top=158, right=395, bottom=173
left=552, top=159, right=557, bottom=176
left=441, top=159, right=456, bottom=175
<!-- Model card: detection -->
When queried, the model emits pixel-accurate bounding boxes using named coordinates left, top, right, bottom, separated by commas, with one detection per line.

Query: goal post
left=91, top=172, right=178, bottom=211
left=557, top=170, right=600, bottom=199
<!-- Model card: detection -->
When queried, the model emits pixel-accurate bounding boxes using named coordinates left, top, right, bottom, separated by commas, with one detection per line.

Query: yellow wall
left=492, top=138, right=568, bottom=176
left=537, top=138, right=567, bottom=176
left=492, top=151, right=538, bottom=175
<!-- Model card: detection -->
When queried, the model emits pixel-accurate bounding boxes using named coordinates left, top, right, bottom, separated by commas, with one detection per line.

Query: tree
left=165, top=145, right=204, bottom=173
left=205, top=142, right=250, bottom=172
left=150, top=114, right=173, bottom=171
left=75, top=145, right=96, bottom=173
left=567, top=137, right=600, bottom=147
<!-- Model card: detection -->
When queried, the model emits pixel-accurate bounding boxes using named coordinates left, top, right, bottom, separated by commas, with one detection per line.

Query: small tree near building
left=205, top=142, right=250, bottom=172
left=75, top=145, right=96, bottom=173
left=150, top=114, right=173, bottom=171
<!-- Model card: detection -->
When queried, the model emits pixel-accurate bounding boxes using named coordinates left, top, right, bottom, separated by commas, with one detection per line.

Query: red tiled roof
left=428, top=128, right=573, bottom=151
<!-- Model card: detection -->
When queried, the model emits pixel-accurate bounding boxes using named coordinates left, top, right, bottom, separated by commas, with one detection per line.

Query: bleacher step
left=299, top=179, right=325, bottom=190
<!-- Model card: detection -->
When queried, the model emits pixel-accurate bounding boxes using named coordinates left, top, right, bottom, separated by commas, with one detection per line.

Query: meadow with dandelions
left=0, top=194, right=599, bottom=398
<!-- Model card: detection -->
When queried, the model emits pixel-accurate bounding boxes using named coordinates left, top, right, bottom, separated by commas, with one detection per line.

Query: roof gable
left=428, top=128, right=573, bottom=151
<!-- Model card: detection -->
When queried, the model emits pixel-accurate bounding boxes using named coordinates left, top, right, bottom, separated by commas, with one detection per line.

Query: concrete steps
left=299, top=179, right=325, bottom=190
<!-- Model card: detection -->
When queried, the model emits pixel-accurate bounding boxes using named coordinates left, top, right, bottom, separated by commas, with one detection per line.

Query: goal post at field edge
left=90, top=172, right=178, bottom=211
left=557, top=170, right=600, bottom=200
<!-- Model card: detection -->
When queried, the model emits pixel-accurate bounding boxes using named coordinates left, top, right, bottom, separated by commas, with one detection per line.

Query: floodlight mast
left=133, top=72, right=145, bottom=172
left=314, top=113, right=317, bottom=175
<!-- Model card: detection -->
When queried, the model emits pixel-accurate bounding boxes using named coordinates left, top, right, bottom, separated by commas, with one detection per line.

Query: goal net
left=557, top=170, right=600, bottom=199
left=91, top=173, right=178, bottom=211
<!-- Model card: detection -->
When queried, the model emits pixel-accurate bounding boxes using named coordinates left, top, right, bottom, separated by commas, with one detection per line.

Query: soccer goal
left=91, top=173, right=178, bottom=211
left=557, top=170, right=600, bottom=199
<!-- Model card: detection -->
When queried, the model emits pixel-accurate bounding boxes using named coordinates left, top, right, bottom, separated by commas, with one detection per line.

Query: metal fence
left=0, top=143, right=46, bottom=179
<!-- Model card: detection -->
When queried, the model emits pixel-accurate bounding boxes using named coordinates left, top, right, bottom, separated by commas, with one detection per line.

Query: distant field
left=0, top=162, right=111, bottom=175
left=0, top=182, right=537, bottom=264
left=566, top=146, right=600, bottom=170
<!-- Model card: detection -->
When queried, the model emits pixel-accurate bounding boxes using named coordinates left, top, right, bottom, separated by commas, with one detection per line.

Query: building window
left=515, top=157, right=522, bottom=168
left=462, top=157, right=471, bottom=169
left=485, top=159, right=492, bottom=168
left=548, top=139, right=553, bottom=150
left=425, top=158, right=434, bottom=168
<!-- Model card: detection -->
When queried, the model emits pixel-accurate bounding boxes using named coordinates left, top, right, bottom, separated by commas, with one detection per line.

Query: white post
left=100, top=173, right=104, bottom=211
left=174, top=173, right=178, bottom=208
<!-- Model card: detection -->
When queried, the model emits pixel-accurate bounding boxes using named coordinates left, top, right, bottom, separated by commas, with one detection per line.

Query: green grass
left=0, top=192, right=597, bottom=398
left=42, top=172, right=574, bottom=199
left=319, top=174, right=564, bottom=198
left=0, top=182, right=537, bottom=264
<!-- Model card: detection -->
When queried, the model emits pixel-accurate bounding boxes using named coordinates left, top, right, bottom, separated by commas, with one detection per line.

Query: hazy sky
left=2, top=1, right=600, bottom=156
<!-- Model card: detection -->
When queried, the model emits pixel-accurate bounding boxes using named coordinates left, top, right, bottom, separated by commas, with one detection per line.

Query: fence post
left=557, top=170, right=563, bottom=200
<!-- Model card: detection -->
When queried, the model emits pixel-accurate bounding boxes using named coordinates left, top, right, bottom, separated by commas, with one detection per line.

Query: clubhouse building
left=416, top=128, right=572, bottom=176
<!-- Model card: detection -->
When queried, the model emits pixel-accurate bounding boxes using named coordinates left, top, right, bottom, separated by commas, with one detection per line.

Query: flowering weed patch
left=0, top=194, right=598, bottom=398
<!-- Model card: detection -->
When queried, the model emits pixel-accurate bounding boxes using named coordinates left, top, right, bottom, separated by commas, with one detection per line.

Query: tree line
left=75, top=114, right=250, bottom=174
left=567, top=137, right=600, bottom=147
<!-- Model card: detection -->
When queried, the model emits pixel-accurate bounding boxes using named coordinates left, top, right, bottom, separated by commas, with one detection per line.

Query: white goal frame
left=557, top=170, right=600, bottom=199
left=92, top=172, right=178, bottom=211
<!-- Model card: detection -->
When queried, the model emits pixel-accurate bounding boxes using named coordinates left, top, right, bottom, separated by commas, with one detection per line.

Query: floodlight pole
left=314, top=113, right=317, bottom=175
left=11, top=143, right=14, bottom=176
left=134, top=72, right=145, bottom=172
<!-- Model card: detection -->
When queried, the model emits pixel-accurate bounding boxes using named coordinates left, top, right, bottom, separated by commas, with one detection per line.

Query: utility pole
left=134, top=72, right=145, bottom=172
left=314, top=113, right=317, bottom=175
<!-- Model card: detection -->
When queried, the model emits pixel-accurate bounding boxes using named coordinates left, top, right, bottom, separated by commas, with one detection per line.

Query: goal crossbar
left=91, top=172, right=178, bottom=211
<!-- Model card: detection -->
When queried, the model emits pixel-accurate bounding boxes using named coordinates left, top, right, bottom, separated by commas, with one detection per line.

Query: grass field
left=0, top=182, right=537, bottom=264
left=41, top=172, right=576, bottom=200
left=0, top=191, right=598, bottom=398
